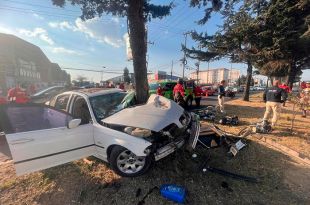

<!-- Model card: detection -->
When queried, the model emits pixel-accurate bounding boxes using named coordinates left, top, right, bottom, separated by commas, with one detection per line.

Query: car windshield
left=89, top=92, right=134, bottom=122
left=149, top=83, right=158, bottom=90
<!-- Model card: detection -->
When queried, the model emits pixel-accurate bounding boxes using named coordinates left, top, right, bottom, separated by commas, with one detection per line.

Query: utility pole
left=230, top=63, right=233, bottom=86
left=207, top=61, right=210, bottom=84
left=101, top=66, right=106, bottom=83
left=171, top=60, right=173, bottom=81
left=182, top=32, right=190, bottom=79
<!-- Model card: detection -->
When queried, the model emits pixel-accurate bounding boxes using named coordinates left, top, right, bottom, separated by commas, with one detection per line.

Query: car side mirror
left=67, top=119, right=81, bottom=129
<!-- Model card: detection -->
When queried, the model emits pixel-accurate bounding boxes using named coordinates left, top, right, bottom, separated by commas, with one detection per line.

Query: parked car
left=201, top=86, right=216, bottom=96
left=30, top=86, right=66, bottom=104
left=2, top=89, right=200, bottom=177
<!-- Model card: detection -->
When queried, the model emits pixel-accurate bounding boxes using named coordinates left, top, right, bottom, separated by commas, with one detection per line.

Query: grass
left=222, top=92, right=310, bottom=157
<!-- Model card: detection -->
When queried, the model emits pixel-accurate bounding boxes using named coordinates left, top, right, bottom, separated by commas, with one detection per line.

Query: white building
left=189, top=68, right=240, bottom=85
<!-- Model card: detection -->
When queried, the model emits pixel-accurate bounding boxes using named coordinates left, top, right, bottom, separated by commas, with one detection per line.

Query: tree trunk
left=242, top=61, right=252, bottom=101
left=286, top=62, right=297, bottom=89
left=128, top=0, right=149, bottom=104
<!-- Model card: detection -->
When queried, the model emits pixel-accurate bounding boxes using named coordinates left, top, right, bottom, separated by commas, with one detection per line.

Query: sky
left=0, top=0, right=309, bottom=82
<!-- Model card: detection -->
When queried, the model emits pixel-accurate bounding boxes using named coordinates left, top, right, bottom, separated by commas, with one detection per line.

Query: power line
left=2, top=0, right=80, bottom=13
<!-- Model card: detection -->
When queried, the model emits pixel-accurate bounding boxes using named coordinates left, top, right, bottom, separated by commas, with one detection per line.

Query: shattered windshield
left=89, top=92, right=135, bottom=122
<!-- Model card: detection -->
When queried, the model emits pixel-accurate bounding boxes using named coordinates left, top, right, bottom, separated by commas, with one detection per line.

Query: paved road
left=200, top=93, right=242, bottom=106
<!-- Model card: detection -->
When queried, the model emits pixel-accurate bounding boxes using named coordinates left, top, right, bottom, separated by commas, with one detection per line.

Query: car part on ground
left=201, top=159, right=258, bottom=183
left=219, top=115, right=239, bottom=126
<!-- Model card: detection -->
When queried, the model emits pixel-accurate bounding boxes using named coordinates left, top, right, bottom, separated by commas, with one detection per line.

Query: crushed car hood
left=102, top=94, right=184, bottom=132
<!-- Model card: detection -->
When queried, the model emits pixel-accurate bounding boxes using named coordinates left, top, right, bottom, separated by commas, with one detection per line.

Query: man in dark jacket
left=218, top=80, right=226, bottom=113
left=263, top=80, right=287, bottom=127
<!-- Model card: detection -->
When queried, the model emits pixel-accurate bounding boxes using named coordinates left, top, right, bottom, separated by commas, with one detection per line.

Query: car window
left=71, top=96, right=91, bottom=125
left=185, top=81, right=194, bottom=88
left=163, top=83, right=176, bottom=90
left=149, top=83, right=158, bottom=90
left=0, top=105, right=73, bottom=134
left=54, top=94, right=70, bottom=111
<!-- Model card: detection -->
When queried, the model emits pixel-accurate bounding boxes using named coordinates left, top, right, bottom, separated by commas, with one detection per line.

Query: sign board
left=124, top=33, right=133, bottom=61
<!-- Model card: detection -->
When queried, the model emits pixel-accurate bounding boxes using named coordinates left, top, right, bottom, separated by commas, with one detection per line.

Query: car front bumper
left=154, top=114, right=200, bottom=161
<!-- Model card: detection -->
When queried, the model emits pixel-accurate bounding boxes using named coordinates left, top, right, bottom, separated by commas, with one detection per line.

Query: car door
left=2, top=104, right=95, bottom=175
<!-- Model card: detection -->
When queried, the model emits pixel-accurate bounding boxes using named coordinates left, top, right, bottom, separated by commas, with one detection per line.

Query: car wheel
left=109, top=146, right=153, bottom=177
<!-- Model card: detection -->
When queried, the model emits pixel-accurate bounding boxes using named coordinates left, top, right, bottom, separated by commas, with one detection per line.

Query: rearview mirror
left=67, top=119, right=81, bottom=129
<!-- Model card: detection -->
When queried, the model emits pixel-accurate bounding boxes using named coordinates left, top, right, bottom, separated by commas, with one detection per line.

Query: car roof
left=62, top=88, right=124, bottom=97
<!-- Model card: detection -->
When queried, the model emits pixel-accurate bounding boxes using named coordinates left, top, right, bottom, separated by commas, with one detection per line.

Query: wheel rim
left=116, top=150, right=146, bottom=174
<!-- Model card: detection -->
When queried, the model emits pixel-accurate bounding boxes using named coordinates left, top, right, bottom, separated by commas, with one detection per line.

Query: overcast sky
left=0, top=0, right=309, bottom=82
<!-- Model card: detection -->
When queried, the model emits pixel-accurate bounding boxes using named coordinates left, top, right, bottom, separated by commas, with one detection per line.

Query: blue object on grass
left=160, top=184, right=186, bottom=203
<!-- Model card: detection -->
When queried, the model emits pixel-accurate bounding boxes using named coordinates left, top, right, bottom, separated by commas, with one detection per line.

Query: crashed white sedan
left=1, top=89, right=200, bottom=177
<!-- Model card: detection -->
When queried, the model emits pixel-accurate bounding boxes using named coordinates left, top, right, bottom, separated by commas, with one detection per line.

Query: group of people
left=156, top=79, right=203, bottom=108
left=0, top=84, right=33, bottom=105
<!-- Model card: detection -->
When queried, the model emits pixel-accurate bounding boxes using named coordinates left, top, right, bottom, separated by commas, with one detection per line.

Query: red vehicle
left=201, top=86, right=216, bottom=96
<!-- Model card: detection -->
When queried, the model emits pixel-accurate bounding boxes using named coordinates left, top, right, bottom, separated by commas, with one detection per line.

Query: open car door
left=0, top=104, right=95, bottom=175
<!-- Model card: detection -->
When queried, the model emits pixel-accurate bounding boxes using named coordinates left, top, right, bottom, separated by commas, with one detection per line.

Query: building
left=0, top=33, right=70, bottom=93
left=105, top=73, right=135, bottom=84
left=147, top=71, right=179, bottom=82
left=189, top=68, right=240, bottom=85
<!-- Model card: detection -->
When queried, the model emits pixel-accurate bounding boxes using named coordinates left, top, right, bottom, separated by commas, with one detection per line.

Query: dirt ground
left=1, top=93, right=310, bottom=205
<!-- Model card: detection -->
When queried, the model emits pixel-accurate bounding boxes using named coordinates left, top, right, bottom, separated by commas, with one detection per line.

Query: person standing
left=173, top=79, right=185, bottom=100
left=194, top=85, right=203, bottom=107
left=279, top=83, right=291, bottom=107
left=218, top=80, right=226, bottom=113
left=263, top=80, right=287, bottom=127
left=156, top=84, right=164, bottom=96
left=300, top=82, right=310, bottom=118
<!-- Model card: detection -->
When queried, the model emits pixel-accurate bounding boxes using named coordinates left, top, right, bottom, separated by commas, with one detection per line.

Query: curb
left=256, top=136, right=310, bottom=166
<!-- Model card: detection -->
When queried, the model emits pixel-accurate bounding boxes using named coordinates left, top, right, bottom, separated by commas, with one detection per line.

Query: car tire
left=109, top=146, right=153, bottom=177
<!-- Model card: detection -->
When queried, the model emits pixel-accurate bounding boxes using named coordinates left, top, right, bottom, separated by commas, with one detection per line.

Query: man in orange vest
left=173, top=79, right=185, bottom=99
left=156, top=84, right=164, bottom=96
left=194, top=85, right=203, bottom=107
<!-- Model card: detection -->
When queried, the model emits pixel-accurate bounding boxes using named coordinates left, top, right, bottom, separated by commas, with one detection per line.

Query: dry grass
left=223, top=92, right=310, bottom=157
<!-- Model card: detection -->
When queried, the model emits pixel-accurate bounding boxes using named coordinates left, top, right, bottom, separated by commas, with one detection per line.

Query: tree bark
left=243, top=61, right=252, bottom=101
left=286, top=62, right=297, bottom=89
left=128, top=0, right=149, bottom=104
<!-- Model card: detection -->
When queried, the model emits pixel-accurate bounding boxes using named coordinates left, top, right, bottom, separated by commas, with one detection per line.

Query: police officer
left=263, top=80, right=287, bottom=127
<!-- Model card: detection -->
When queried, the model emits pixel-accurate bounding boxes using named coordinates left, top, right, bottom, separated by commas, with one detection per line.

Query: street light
left=101, top=66, right=106, bottom=82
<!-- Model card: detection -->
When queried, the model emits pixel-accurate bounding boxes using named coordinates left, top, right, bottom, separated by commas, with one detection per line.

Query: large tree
left=186, top=0, right=266, bottom=101
left=123, top=67, right=131, bottom=83
left=253, top=0, right=310, bottom=88
left=52, top=0, right=172, bottom=103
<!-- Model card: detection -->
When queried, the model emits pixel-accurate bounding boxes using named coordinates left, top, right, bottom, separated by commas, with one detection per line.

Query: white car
left=2, top=89, right=200, bottom=177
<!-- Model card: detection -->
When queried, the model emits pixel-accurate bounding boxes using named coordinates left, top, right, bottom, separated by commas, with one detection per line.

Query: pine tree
left=52, top=0, right=172, bottom=103
left=123, top=67, right=131, bottom=83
